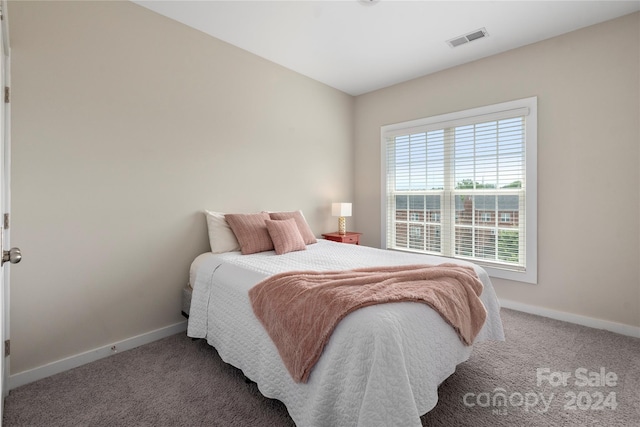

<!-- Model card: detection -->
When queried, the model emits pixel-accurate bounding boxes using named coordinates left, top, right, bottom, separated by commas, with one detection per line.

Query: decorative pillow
left=268, top=210, right=317, bottom=245
left=225, top=212, right=274, bottom=255
left=265, top=218, right=307, bottom=255
left=204, top=210, right=241, bottom=253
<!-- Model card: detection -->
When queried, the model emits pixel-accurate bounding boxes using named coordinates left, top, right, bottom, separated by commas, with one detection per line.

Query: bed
left=187, top=234, right=504, bottom=426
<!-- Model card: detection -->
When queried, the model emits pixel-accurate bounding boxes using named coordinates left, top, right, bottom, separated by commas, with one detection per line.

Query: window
left=500, top=212, right=512, bottom=223
left=381, top=97, right=537, bottom=283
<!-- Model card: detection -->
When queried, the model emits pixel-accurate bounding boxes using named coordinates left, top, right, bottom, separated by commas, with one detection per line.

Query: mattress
left=187, top=240, right=504, bottom=426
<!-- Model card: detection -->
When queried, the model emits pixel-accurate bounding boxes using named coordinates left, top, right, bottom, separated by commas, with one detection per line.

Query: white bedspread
left=187, top=240, right=504, bottom=427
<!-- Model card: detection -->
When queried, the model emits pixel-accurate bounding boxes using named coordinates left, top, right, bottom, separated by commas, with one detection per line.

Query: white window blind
left=381, top=97, right=537, bottom=283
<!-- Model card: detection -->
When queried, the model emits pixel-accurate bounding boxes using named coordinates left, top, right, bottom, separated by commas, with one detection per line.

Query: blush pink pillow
left=265, top=218, right=307, bottom=255
left=268, top=210, right=317, bottom=245
left=225, top=212, right=274, bottom=255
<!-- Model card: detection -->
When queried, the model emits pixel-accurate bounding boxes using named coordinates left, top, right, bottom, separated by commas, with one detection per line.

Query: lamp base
left=338, top=217, right=346, bottom=235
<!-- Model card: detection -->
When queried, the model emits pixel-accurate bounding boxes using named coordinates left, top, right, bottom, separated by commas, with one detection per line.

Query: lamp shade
left=332, top=202, right=352, bottom=217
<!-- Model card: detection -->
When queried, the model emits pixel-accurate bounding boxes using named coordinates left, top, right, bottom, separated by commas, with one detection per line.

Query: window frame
left=380, top=97, right=537, bottom=284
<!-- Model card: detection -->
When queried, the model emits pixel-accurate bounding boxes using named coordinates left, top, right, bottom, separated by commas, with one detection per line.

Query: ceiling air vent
left=447, top=28, right=489, bottom=48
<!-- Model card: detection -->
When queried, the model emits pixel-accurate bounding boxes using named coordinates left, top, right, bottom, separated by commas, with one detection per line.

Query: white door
left=0, top=1, right=6, bottom=413
left=0, top=0, right=17, bottom=415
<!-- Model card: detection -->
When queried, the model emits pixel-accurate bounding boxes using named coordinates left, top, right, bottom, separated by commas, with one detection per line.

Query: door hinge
left=3, top=213, right=8, bottom=229
left=4, top=86, right=9, bottom=103
left=4, top=340, right=9, bottom=357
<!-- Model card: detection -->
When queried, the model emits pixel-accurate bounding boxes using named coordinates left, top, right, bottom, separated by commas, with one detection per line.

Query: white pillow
left=204, top=210, right=241, bottom=253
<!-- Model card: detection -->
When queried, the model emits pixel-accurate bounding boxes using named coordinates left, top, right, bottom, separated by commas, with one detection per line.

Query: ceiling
left=133, top=1, right=640, bottom=96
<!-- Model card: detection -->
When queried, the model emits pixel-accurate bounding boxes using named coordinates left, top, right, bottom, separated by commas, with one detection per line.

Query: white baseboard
left=8, top=304, right=638, bottom=390
left=8, top=320, right=188, bottom=390
left=499, top=298, right=640, bottom=339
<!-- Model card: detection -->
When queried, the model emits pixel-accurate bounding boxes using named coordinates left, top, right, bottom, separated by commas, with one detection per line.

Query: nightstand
left=322, top=231, right=362, bottom=245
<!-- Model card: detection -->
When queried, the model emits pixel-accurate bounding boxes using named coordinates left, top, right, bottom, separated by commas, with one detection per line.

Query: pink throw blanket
left=249, top=263, right=487, bottom=383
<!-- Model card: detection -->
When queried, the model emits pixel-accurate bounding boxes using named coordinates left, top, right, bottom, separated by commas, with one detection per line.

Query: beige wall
left=8, top=1, right=354, bottom=374
left=354, top=13, right=640, bottom=328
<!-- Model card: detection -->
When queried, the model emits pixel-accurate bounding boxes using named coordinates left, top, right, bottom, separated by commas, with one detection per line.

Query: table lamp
left=332, top=202, right=352, bottom=235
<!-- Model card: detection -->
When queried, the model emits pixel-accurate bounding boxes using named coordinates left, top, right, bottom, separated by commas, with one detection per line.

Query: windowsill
left=482, top=264, right=537, bottom=284
left=385, top=246, right=537, bottom=284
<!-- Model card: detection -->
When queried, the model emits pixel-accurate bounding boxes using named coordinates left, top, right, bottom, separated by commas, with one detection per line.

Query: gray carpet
left=3, top=308, right=640, bottom=426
